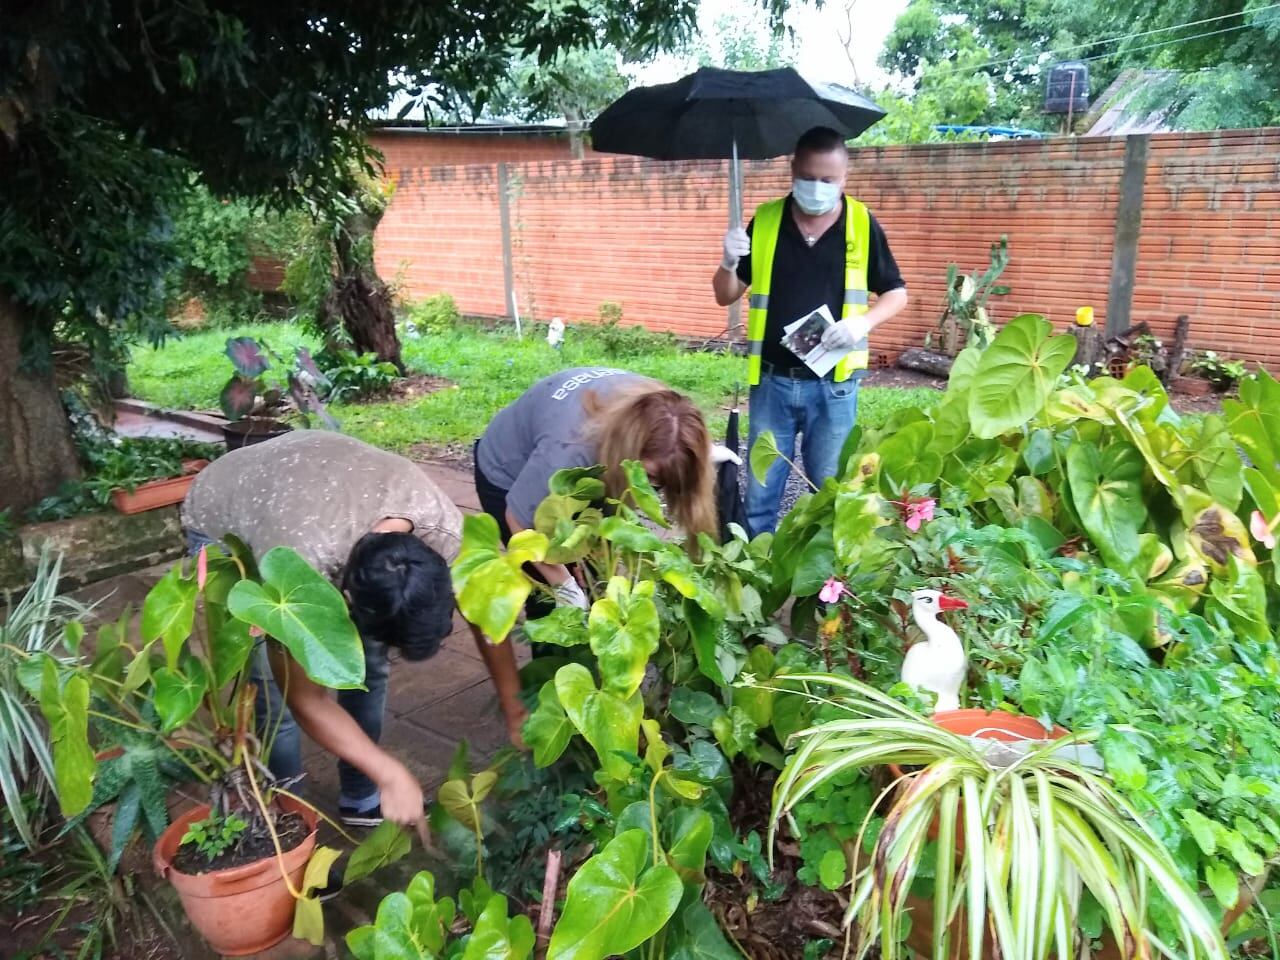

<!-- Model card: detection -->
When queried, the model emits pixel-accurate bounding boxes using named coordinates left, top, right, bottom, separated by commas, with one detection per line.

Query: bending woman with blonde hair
left=471, top=367, right=720, bottom=744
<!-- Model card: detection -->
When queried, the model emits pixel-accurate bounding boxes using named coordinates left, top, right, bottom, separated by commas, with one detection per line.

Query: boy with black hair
left=183, top=431, right=461, bottom=831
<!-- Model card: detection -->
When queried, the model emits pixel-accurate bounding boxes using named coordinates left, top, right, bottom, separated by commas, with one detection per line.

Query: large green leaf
left=524, top=681, right=575, bottom=767
left=969, top=314, right=1077, bottom=438
left=153, top=661, right=210, bottom=733
left=791, top=527, right=835, bottom=597
left=294, top=845, right=343, bottom=946
left=547, top=829, right=683, bottom=960
left=452, top=513, right=549, bottom=643
left=227, top=546, right=364, bottom=688
left=947, top=345, right=982, bottom=396
left=1156, top=416, right=1243, bottom=510
left=524, top=607, right=589, bottom=648
left=588, top=577, right=659, bottom=699
left=876, top=420, right=942, bottom=492
left=38, top=660, right=94, bottom=817
left=599, top=516, right=664, bottom=554
left=1066, top=442, right=1147, bottom=572
left=141, top=565, right=197, bottom=671
left=621, top=460, right=668, bottom=526
left=669, top=901, right=739, bottom=960
left=555, top=664, right=642, bottom=783
left=463, top=894, right=535, bottom=960
left=943, top=438, right=1019, bottom=502
left=439, top=771, right=498, bottom=831
left=833, top=487, right=884, bottom=568
left=345, top=821, right=411, bottom=884
left=665, top=808, right=713, bottom=889
left=1181, top=492, right=1255, bottom=575
left=1206, top=555, right=1269, bottom=643
left=1224, top=369, right=1280, bottom=489
left=210, top=617, right=254, bottom=689
left=750, top=430, right=782, bottom=486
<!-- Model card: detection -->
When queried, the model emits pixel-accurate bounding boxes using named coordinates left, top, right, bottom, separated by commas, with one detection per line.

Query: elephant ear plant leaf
left=968, top=313, right=1077, bottom=439
left=547, top=828, right=684, bottom=960
left=763, top=672, right=1229, bottom=960
left=227, top=546, right=364, bottom=688
left=452, top=513, right=550, bottom=642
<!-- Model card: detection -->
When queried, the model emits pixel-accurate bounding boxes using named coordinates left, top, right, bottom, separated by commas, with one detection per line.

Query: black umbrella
left=590, top=67, right=886, bottom=161
left=591, top=68, right=885, bottom=335
left=717, top=386, right=749, bottom=543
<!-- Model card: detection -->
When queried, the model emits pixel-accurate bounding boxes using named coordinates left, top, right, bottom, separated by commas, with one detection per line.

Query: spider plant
left=0, top=549, right=91, bottom=849
left=763, top=672, right=1228, bottom=960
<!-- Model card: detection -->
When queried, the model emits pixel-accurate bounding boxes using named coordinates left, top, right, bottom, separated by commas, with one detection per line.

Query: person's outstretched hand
left=553, top=578, right=590, bottom=610
left=821, top=315, right=871, bottom=352
left=377, top=759, right=425, bottom=829
left=507, top=705, right=530, bottom=751
left=721, top=227, right=750, bottom=270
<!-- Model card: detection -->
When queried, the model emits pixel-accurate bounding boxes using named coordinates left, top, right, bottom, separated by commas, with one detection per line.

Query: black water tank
left=1044, top=61, right=1089, bottom=114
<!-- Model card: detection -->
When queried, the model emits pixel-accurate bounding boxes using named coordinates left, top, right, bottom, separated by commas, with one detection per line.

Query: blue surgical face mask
left=792, top=178, right=842, bottom=215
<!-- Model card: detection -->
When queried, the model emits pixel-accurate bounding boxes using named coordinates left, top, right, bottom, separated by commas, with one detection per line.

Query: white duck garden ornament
left=901, top=588, right=969, bottom=713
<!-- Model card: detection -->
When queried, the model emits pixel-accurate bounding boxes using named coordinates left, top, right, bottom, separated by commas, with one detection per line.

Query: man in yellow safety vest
left=712, top=126, right=908, bottom=534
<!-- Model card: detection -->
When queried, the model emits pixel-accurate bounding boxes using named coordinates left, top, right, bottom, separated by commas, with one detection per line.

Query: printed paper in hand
left=780, top=305, right=848, bottom=377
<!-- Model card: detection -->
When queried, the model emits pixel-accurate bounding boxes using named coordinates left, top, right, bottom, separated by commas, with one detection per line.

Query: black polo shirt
left=736, top=196, right=905, bottom=371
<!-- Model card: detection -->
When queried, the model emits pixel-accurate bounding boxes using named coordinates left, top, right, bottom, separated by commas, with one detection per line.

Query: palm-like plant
left=764, top=672, right=1228, bottom=960
left=0, top=550, right=91, bottom=849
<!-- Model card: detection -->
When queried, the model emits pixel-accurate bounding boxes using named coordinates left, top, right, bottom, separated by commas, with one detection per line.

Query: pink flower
left=1251, top=510, right=1277, bottom=550
left=819, top=577, right=849, bottom=604
left=904, top=498, right=936, bottom=532
left=196, top=545, right=208, bottom=590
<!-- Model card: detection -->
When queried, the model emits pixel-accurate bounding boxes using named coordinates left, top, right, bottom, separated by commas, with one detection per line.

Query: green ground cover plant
left=126, top=318, right=941, bottom=451
left=426, top=314, right=1280, bottom=959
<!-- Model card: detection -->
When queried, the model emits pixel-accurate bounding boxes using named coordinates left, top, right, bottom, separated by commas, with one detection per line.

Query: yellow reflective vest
left=746, top=196, right=871, bottom=386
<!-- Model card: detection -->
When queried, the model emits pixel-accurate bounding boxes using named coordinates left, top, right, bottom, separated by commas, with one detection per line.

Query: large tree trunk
left=0, top=294, right=81, bottom=514
left=319, top=206, right=404, bottom=374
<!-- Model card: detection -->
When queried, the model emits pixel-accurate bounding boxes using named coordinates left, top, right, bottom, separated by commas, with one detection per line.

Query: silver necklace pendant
left=805, top=234, right=817, bottom=246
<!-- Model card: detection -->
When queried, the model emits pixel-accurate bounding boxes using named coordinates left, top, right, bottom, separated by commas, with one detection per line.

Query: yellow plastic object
left=1075, top=306, right=1095, bottom=327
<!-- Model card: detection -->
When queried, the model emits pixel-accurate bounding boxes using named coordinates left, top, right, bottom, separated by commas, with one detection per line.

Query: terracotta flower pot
left=222, top=418, right=292, bottom=451
left=1172, top=375, right=1214, bottom=396
left=153, top=796, right=317, bottom=956
left=111, top=466, right=206, bottom=515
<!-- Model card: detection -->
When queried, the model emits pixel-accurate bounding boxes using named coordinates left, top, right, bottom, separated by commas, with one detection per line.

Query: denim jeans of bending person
left=250, top=638, right=390, bottom=812
left=186, top=527, right=389, bottom=813
left=745, top=370, right=860, bottom=536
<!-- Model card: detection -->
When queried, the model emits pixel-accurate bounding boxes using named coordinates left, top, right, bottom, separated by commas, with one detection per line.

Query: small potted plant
left=84, top=437, right=220, bottom=515
left=37, top=543, right=368, bottom=955
left=766, top=673, right=1232, bottom=960
left=1188, top=350, right=1248, bottom=393
left=220, top=337, right=337, bottom=449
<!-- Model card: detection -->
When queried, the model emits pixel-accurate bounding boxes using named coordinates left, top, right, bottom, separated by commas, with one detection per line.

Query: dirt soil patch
left=172, top=810, right=308, bottom=875
left=368, top=373, right=455, bottom=403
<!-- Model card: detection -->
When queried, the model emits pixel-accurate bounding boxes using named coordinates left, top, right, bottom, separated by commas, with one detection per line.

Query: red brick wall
left=371, top=130, right=578, bottom=171
left=374, top=129, right=1280, bottom=367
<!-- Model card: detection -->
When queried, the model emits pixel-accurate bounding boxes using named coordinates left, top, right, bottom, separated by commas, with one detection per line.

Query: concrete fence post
left=1105, top=134, right=1150, bottom=337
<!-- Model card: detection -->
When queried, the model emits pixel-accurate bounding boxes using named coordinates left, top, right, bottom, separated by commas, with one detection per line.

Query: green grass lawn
left=127, top=321, right=939, bottom=455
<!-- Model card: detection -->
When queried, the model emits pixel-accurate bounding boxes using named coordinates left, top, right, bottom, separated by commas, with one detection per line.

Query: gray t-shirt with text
left=477, top=367, right=649, bottom=526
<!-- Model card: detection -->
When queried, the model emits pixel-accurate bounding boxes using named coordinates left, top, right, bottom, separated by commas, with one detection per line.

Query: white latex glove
left=552, top=577, right=590, bottom=611
left=711, top=443, right=742, bottom=466
left=721, top=227, right=750, bottom=271
left=820, top=315, right=871, bottom=352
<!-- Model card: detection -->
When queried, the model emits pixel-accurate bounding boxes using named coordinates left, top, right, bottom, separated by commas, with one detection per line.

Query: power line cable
left=908, top=4, right=1279, bottom=82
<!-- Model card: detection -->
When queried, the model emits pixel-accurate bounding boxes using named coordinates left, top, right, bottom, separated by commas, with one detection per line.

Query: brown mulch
left=701, top=763, right=851, bottom=960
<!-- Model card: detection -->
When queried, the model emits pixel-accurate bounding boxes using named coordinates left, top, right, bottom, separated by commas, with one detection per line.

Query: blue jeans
left=746, top=371, right=860, bottom=536
left=252, top=640, right=390, bottom=811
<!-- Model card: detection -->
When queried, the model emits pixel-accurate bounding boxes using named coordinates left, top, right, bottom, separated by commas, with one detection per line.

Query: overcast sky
left=629, top=0, right=911, bottom=90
